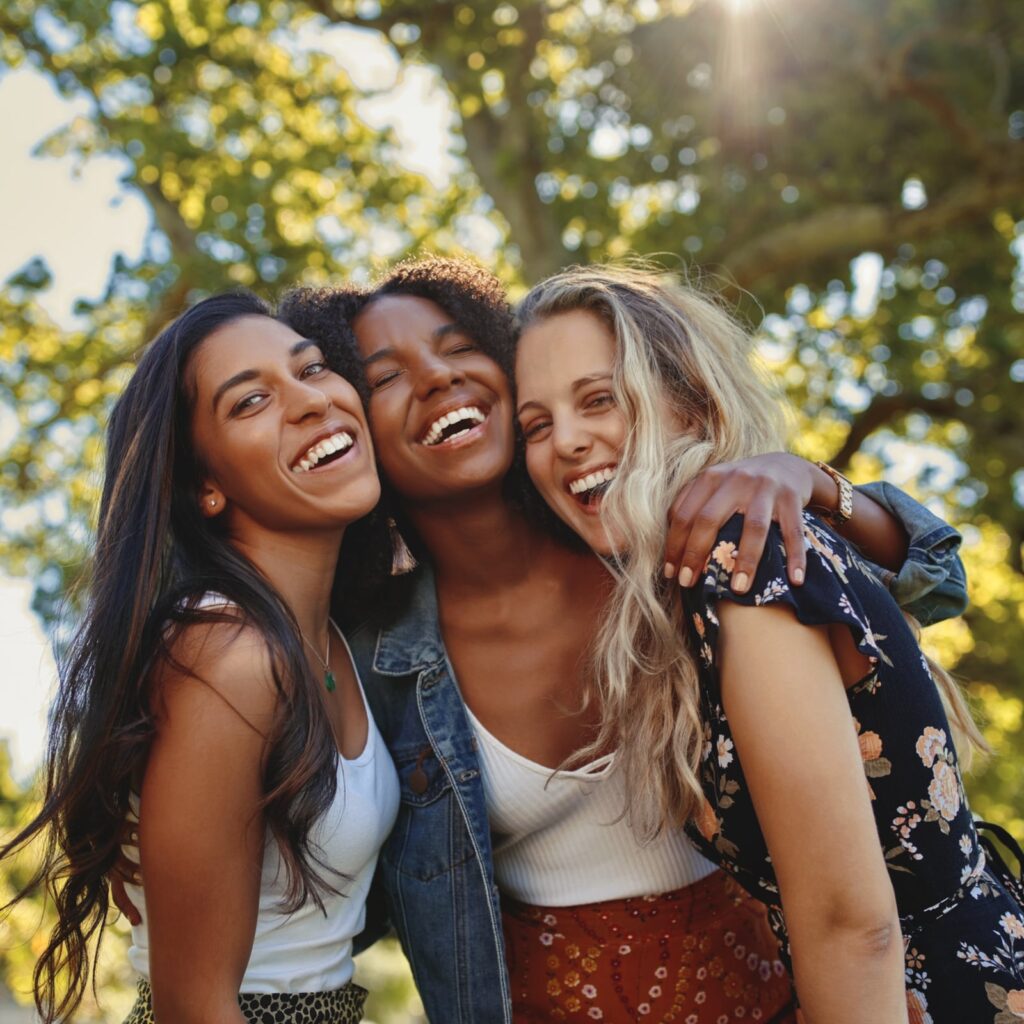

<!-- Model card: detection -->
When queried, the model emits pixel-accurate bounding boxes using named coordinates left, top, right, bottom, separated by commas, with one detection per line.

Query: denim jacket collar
left=372, top=564, right=447, bottom=676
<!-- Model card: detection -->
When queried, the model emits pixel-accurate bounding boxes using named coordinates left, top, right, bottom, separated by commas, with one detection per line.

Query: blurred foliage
left=1, top=0, right=1022, bottom=1016
left=0, top=741, right=135, bottom=1022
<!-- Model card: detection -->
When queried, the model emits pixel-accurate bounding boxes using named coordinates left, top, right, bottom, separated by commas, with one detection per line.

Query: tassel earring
left=388, top=517, right=418, bottom=576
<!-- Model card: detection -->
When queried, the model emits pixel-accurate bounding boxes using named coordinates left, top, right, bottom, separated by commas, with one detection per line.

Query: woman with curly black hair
left=278, top=257, right=968, bottom=1024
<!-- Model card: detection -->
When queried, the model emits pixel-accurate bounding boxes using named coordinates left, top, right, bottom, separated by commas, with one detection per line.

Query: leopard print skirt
left=123, top=978, right=367, bottom=1023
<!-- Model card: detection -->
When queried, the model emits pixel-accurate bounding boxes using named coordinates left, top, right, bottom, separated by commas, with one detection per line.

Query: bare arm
left=140, top=624, right=278, bottom=1024
left=717, top=601, right=908, bottom=1024
left=664, top=453, right=908, bottom=591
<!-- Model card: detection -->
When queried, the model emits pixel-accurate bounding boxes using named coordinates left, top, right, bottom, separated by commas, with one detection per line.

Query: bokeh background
left=0, top=0, right=1021, bottom=1019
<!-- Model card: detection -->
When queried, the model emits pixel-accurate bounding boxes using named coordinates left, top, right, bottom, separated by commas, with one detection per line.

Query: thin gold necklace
left=301, top=619, right=337, bottom=693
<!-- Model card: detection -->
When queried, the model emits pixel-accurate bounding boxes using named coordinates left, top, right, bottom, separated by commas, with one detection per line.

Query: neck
left=406, top=488, right=545, bottom=591
left=230, top=522, right=342, bottom=639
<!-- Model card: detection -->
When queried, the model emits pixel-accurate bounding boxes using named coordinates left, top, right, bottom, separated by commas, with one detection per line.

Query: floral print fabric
left=681, top=513, right=1024, bottom=1024
left=501, top=868, right=797, bottom=1023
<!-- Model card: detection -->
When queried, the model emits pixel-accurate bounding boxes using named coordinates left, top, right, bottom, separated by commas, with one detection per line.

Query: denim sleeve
left=855, top=481, right=968, bottom=626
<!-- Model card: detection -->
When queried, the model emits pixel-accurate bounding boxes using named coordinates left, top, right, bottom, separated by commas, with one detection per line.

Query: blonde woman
left=514, top=265, right=1024, bottom=1024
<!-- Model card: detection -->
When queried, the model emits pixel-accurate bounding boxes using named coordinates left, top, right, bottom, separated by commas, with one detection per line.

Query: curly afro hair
left=279, top=256, right=533, bottom=624
left=279, top=255, right=516, bottom=387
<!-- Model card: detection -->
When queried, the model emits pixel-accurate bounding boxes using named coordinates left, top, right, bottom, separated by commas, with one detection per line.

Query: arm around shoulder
left=140, top=621, right=280, bottom=1024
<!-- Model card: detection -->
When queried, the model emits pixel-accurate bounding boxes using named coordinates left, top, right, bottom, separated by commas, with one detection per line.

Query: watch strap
left=814, top=461, right=854, bottom=525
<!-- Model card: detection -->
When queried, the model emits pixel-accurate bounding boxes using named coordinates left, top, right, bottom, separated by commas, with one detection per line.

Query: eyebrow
left=516, top=372, right=612, bottom=417
left=361, top=322, right=469, bottom=368
left=211, top=337, right=321, bottom=411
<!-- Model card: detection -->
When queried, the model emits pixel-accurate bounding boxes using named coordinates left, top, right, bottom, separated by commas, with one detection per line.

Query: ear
left=198, top=480, right=226, bottom=518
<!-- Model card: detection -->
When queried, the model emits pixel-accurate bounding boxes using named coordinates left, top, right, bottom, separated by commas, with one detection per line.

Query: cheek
left=524, top=443, right=559, bottom=502
left=605, top=411, right=628, bottom=456
left=365, top=398, right=399, bottom=452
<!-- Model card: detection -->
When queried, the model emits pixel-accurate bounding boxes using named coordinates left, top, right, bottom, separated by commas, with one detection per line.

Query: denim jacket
left=351, top=489, right=966, bottom=1024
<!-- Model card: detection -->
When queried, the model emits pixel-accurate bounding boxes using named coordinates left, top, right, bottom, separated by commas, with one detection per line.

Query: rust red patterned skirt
left=501, top=869, right=797, bottom=1024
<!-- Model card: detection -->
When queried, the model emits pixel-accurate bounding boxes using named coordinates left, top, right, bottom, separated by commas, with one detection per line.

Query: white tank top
left=123, top=626, right=399, bottom=994
left=467, top=706, right=717, bottom=906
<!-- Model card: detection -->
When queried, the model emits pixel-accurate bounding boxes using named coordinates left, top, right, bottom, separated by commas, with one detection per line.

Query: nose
left=551, top=413, right=592, bottom=461
left=412, top=349, right=464, bottom=400
left=286, top=377, right=330, bottom=422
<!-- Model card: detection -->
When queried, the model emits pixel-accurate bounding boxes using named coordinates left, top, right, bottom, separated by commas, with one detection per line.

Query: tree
left=0, top=0, right=1020, bottom=969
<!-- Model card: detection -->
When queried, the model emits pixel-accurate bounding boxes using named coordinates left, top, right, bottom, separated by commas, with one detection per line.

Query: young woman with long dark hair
left=513, top=264, right=1023, bottom=1024
left=279, top=258, right=969, bottom=1024
left=1, top=294, right=396, bottom=1023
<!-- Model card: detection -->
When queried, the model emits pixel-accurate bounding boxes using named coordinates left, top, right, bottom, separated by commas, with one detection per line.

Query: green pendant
left=325, top=669, right=336, bottom=693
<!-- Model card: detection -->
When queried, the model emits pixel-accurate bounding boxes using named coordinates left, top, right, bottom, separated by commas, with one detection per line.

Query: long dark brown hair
left=1, top=293, right=351, bottom=1021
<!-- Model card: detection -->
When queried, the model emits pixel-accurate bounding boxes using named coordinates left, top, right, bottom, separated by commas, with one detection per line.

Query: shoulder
left=701, top=512, right=871, bottom=603
left=686, top=513, right=894, bottom=672
left=154, top=618, right=280, bottom=737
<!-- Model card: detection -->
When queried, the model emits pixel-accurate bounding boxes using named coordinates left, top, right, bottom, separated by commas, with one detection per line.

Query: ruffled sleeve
left=683, top=512, right=896, bottom=675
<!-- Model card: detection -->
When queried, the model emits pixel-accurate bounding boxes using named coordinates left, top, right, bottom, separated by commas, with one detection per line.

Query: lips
left=291, top=429, right=356, bottom=473
left=418, top=404, right=488, bottom=447
left=566, top=464, right=617, bottom=507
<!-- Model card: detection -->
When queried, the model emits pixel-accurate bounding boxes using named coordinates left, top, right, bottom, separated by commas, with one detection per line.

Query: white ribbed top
left=466, top=706, right=717, bottom=906
left=123, top=622, right=399, bottom=994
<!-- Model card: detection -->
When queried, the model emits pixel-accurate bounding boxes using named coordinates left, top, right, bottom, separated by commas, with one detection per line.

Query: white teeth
left=568, top=466, right=617, bottom=495
left=421, top=406, right=486, bottom=446
left=293, top=431, right=354, bottom=473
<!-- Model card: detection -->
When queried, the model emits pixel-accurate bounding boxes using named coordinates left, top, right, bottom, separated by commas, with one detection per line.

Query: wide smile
left=418, top=404, right=489, bottom=450
left=566, top=464, right=617, bottom=513
left=291, top=429, right=357, bottom=474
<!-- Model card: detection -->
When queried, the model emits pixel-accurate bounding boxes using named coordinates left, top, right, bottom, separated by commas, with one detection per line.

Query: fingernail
left=792, top=567, right=805, bottom=584
left=678, top=566, right=694, bottom=587
left=733, top=571, right=750, bottom=593
left=664, top=562, right=676, bottom=579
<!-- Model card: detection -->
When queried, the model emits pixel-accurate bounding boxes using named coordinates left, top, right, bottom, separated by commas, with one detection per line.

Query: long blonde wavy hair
left=517, top=263, right=984, bottom=841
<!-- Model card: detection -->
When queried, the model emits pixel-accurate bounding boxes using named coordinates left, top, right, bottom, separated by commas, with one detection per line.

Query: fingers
left=729, top=493, right=774, bottom=594
left=663, top=476, right=712, bottom=580
left=110, top=873, right=142, bottom=926
left=778, top=490, right=808, bottom=587
left=666, top=457, right=812, bottom=590
left=674, top=488, right=748, bottom=588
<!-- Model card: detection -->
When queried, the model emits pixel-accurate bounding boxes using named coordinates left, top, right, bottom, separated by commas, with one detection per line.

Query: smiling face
left=351, top=295, right=515, bottom=504
left=188, top=315, right=380, bottom=537
left=515, top=309, right=628, bottom=556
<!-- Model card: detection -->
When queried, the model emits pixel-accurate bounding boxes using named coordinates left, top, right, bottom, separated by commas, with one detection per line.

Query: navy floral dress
left=680, top=512, right=1024, bottom=1024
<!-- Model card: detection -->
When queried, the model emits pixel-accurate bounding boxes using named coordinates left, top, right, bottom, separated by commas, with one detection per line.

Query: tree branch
left=456, top=3, right=568, bottom=280
left=830, top=393, right=959, bottom=472
left=721, top=170, right=1024, bottom=293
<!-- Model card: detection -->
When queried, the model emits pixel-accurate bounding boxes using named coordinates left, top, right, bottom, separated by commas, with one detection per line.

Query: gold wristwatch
left=814, top=461, right=854, bottom=526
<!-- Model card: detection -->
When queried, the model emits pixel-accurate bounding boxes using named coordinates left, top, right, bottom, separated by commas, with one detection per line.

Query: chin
left=582, top=528, right=617, bottom=558
left=346, top=478, right=383, bottom=522
left=569, top=511, right=622, bottom=558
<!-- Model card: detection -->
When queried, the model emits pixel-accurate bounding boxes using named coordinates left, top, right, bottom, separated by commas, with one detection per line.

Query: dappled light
left=1, top=0, right=1022, bottom=1018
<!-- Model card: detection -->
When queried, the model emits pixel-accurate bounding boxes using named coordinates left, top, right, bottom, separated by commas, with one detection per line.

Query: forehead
left=188, top=316, right=306, bottom=394
left=352, top=295, right=454, bottom=356
left=516, top=309, right=616, bottom=393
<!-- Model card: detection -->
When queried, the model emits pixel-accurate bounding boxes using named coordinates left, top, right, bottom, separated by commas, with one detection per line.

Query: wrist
left=811, top=462, right=854, bottom=525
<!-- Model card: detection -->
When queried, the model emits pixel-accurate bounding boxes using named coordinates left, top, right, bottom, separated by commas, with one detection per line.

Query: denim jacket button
left=409, top=745, right=432, bottom=794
